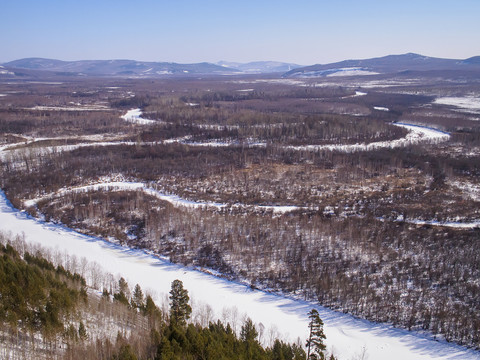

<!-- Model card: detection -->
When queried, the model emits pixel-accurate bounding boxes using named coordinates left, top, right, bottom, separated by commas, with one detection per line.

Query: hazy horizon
left=2, top=51, right=478, bottom=67
left=1, top=0, right=479, bottom=65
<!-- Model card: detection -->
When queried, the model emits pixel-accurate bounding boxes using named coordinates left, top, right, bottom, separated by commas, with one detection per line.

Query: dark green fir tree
left=306, top=309, right=326, bottom=360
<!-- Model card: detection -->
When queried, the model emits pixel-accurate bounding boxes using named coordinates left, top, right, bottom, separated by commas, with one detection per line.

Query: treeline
left=0, top=108, right=128, bottom=136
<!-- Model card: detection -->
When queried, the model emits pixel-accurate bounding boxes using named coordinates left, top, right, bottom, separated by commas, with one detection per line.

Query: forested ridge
left=0, top=235, right=315, bottom=360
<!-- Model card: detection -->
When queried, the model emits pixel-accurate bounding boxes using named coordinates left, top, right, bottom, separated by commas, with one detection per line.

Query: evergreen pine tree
left=114, top=277, right=130, bottom=306
left=78, top=321, right=88, bottom=341
left=131, top=283, right=144, bottom=310
left=240, top=318, right=258, bottom=343
left=306, top=309, right=326, bottom=360
left=169, top=279, right=192, bottom=327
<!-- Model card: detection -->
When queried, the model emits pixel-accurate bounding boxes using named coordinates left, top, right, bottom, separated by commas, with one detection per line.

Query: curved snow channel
left=164, top=123, right=448, bottom=152
left=0, top=141, right=143, bottom=161
left=285, top=123, right=449, bottom=152
left=404, top=218, right=480, bottom=229
left=1, top=192, right=478, bottom=360
left=121, top=108, right=158, bottom=125
left=23, top=182, right=304, bottom=214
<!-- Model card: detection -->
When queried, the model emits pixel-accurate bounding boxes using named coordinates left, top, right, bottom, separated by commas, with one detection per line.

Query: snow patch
left=121, top=108, right=158, bottom=125
left=449, top=180, right=480, bottom=202
left=0, top=69, right=15, bottom=75
left=27, top=105, right=110, bottom=111
left=434, top=97, right=480, bottom=114
left=326, top=68, right=380, bottom=77
left=406, top=219, right=480, bottom=229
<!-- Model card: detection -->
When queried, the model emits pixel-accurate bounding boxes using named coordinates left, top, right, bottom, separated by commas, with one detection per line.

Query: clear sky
left=1, top=0, right=479, bottom=65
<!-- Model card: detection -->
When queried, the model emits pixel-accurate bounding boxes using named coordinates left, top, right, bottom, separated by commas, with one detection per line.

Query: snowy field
left=434, top=97, right=480, bottom=114
left=1, top=191, right=478, bottom=360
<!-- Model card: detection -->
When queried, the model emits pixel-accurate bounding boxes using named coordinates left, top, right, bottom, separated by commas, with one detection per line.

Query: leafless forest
left=1, top=71, right=480, bottom=350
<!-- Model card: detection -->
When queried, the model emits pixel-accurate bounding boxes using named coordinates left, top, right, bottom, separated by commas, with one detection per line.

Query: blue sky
left=1, top=0, right=479, bottom=64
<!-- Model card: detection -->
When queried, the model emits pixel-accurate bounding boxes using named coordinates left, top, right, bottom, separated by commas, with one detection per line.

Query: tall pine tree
left=306, top=309, right=326, bottom=360
left=169, top=279, right=192, bottom=327
left=131, top=283, right=144, bottom=310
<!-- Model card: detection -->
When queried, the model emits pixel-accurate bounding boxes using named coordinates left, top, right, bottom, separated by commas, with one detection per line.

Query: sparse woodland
left=1, top=73, right=480, bottom=353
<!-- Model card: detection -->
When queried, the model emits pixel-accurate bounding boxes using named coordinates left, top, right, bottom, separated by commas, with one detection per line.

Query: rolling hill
left=282, top=53, right=480, bottom=78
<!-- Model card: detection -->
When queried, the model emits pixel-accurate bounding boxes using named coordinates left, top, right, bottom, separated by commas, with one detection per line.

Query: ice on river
left=121, top=108, right=158, bottom=124
left=0, top=191, right=478, bottom=360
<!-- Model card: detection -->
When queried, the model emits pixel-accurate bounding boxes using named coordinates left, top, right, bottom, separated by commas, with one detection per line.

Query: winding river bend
left=1, top=192, right=478, bottom=360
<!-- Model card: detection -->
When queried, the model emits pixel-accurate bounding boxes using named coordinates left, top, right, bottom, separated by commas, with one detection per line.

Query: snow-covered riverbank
left=1, top=190, right=478, bottom=360
left=285, top=123, right=449, bottom=152
left=23, top=181, right=307, bottom=214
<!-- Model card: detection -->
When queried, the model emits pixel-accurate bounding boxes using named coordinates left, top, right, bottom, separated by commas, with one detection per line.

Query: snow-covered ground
left=285, top=123, right=449, bottom=152
left=121, top=108, right=158, bottom=124
left=449, top=180, right=480, bottom=202
left=23, top=181, right=306, bottom=214
left=326, top=68, right=380, bottom=77
left=405, top=219, right=480, bottom=229
left=0, top=191, right=478, bottom=360
left=0, top=69, right=15, bottom=75
left=27, top=105, right=110, bottom=111
left=434, top=97, right=480, bottom=114
left=391, top=215, right=480, bottom=229
left=374, top=106, right=389, bottom=111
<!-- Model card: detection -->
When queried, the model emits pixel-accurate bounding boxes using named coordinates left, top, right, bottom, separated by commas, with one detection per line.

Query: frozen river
left=0, top=191, right=478, bottom=360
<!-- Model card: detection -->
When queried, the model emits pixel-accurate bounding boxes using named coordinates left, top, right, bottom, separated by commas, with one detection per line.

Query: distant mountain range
left=283, top=53, right=480, bottom=78
left=1, top=53, right=480, bottom=78
left=216, top=61, right=302, bottom=73
left=1, top=58, right=238, bottom=77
